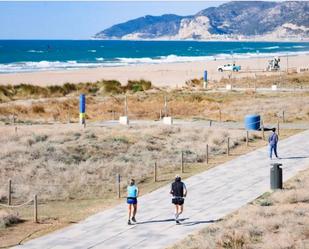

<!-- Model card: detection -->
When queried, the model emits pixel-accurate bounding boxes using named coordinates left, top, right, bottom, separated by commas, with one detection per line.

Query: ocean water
left=0, top=40, right=309, bottom=73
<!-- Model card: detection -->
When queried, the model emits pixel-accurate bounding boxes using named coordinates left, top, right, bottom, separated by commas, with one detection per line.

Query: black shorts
left=172, top=197, right=184, bottom=205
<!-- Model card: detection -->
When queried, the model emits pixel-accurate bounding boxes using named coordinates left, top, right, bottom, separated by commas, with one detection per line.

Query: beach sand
left=0, top=54, right=308, bottom=87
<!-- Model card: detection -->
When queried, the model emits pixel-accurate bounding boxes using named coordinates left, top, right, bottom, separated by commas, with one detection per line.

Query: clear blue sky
left=0, top=1, right=224, bottom=39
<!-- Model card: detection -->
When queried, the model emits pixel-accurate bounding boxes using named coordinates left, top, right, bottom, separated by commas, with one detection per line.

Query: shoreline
left=0, top=54, right=308, bottom=87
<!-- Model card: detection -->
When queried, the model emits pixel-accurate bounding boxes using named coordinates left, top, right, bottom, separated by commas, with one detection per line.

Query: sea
left=0, top=40, right=309, bottom=73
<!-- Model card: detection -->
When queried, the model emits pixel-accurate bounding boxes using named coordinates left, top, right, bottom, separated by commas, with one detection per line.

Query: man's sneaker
left=128, top=220, right=132, bottom=225
left=176, top=220, right=180, bottom=225
left=132, top=217, right=136, bottom=223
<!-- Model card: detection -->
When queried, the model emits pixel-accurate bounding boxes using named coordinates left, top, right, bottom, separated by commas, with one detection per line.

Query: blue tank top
left=127, top=185, right=138, bottom=198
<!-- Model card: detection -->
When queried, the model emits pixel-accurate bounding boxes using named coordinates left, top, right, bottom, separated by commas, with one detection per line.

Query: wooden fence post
left=113, top=110, right=116, bottom=120
left=8, top=179, right=12, bottom=206
left=33, top=194, right=38, bottom=223
left=181, top=151, right=184, bottom=173
left=261, top=120, right=265, bottom=140
left=117, top=174, right=121, bottom=199
left=282, top=110, right=285, bottom=123
left=164, top=96, right=168, bottom=117
left=154, top=162, right=157, bottom=182
left=205, top=144, right=209, bottom=164
left=209, top=120, right=212, bottom=127
left=124, top=95, right=128, bottom=116
left=219, top=109, right=222, bottom=122
left=277, top=120, right=280, bottom=136
left=227, top=137, right=230, bottom=156
left=159, top=109, right=162, bottom=120
left=67, top=110, right=70, bottom=124
left=246, top=130, right=249, bottom=147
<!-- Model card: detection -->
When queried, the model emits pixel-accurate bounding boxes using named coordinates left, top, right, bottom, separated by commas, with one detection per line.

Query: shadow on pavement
left=181, top=219, right=222, bottom=226
left=280, top=156, right=309, bottom=160
left=137, top=218, right=222, bottom=226
left=137, top=218, right=188, bottom=225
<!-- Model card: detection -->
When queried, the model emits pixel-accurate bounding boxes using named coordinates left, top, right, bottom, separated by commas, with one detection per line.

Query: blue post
left=204, top=70, right=208, bottom=82
left=79, top=94, right=86, bottom=124
left=203, top=70, right=208, bottom=88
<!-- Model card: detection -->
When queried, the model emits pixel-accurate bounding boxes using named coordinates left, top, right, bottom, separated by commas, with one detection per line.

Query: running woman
left=127, top=179, right=138, bottom=225
left=170, top=175, right=187, bottom=224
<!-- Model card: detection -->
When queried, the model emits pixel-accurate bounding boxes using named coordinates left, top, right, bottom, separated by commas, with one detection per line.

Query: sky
left=0, top=1, right=224, bottom=39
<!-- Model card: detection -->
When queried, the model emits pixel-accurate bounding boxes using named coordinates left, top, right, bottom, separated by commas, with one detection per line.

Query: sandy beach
left=0, top=54, right=308, bottom=87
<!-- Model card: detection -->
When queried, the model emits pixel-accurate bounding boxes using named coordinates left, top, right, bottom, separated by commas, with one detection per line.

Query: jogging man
left=170, top=175, right=187, bottom=224
left=127, top=179, right=138, bottom=225
left=268, top=128, right=279, bottom=159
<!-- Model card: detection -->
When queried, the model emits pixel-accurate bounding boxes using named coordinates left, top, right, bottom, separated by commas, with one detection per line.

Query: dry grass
left=169, top=167, right=309, bottom=249
left=0, top=90, right=308, bottom=125
left=213, top=71, right=309, bottom=89
left=0, top=72, right=309, bottom=125
left=0, top=126, right=297, bottom=248
left=0, top=124, right=251, bottom=201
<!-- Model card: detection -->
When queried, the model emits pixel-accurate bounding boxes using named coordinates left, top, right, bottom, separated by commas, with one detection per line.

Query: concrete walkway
left=14, top=130, right=309, bottom=249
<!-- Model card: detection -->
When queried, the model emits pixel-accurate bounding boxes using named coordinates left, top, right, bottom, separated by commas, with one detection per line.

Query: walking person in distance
left=127, top=179, right=138, bottom=225
left=269, top=128, right=279, bottom=159
left=170, top=175, right=187, bottom=224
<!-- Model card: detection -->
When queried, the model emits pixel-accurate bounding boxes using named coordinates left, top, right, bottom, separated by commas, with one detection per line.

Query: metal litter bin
left=270, top=163, right=282, bottom=190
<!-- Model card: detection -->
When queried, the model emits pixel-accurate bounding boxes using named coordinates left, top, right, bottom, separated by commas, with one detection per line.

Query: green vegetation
left=0, top=79, right=152, bottom=102
left=126, top=79, right=152, bottom=92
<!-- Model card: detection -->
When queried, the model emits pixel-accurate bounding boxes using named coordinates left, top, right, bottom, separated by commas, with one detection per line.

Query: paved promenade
left=14, top=130, right=309, bottom=249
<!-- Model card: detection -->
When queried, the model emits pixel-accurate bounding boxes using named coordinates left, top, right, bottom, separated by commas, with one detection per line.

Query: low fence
left=0, top=189, right=38, bottom=223
left=0, top=115, right=283, bottom=226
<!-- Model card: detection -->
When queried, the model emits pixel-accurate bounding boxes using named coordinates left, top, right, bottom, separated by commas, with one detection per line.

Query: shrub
left=126, top=79, right=152, bottom=92
left=101, top=80, right=123, bottom=94
left=48, top=85, right=66, bottom=96
left=14, top=84, right=48, bottom=97
left=140, top=79, right=152, bottom=91
left=63, top=83, right=77, bottom=94
left=185, top=78, right=203, bottom=87
left=0, top=210, right=21, bottom=229
left=34, top=134, right=48, bottom=143
left=112, top=136, right=129, bottom=144
left=31, top=105, right=45, bottom=113
left=217, top=230, right=248, bottom=249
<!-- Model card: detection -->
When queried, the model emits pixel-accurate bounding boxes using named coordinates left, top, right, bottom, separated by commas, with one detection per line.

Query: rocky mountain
left=94, top=1, right=309, bottom=41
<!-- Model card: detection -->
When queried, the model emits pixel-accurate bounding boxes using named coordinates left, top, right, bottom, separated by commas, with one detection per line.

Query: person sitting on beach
left=127, top=179, right=138, bottom=225
left=170, top=175, right=187, bottom=224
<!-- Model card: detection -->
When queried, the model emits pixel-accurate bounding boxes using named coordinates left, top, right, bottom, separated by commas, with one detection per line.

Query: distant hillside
left=94, top=1, right=309, bottom=41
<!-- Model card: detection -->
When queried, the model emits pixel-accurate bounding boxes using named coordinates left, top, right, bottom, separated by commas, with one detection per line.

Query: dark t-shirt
left=171, top=181, right=186, bottom=197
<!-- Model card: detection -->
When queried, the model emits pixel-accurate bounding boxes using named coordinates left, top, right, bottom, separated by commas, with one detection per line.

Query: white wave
left=1, top=50, right=309, bottom=73
left=117, top=54, right=215, bottom=64
left=27, top=50, right=45, bottom=53
left=96, top=57, right=104, bottom=61
left=293, top=45, right=306, bottom=48
left=88, top=50, right=96, bottom=53
left=263, top=46, right=279, bottom=50
left=118, top=50, right=309, bottom=65
left=0, top=60, right=126, bottom=73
